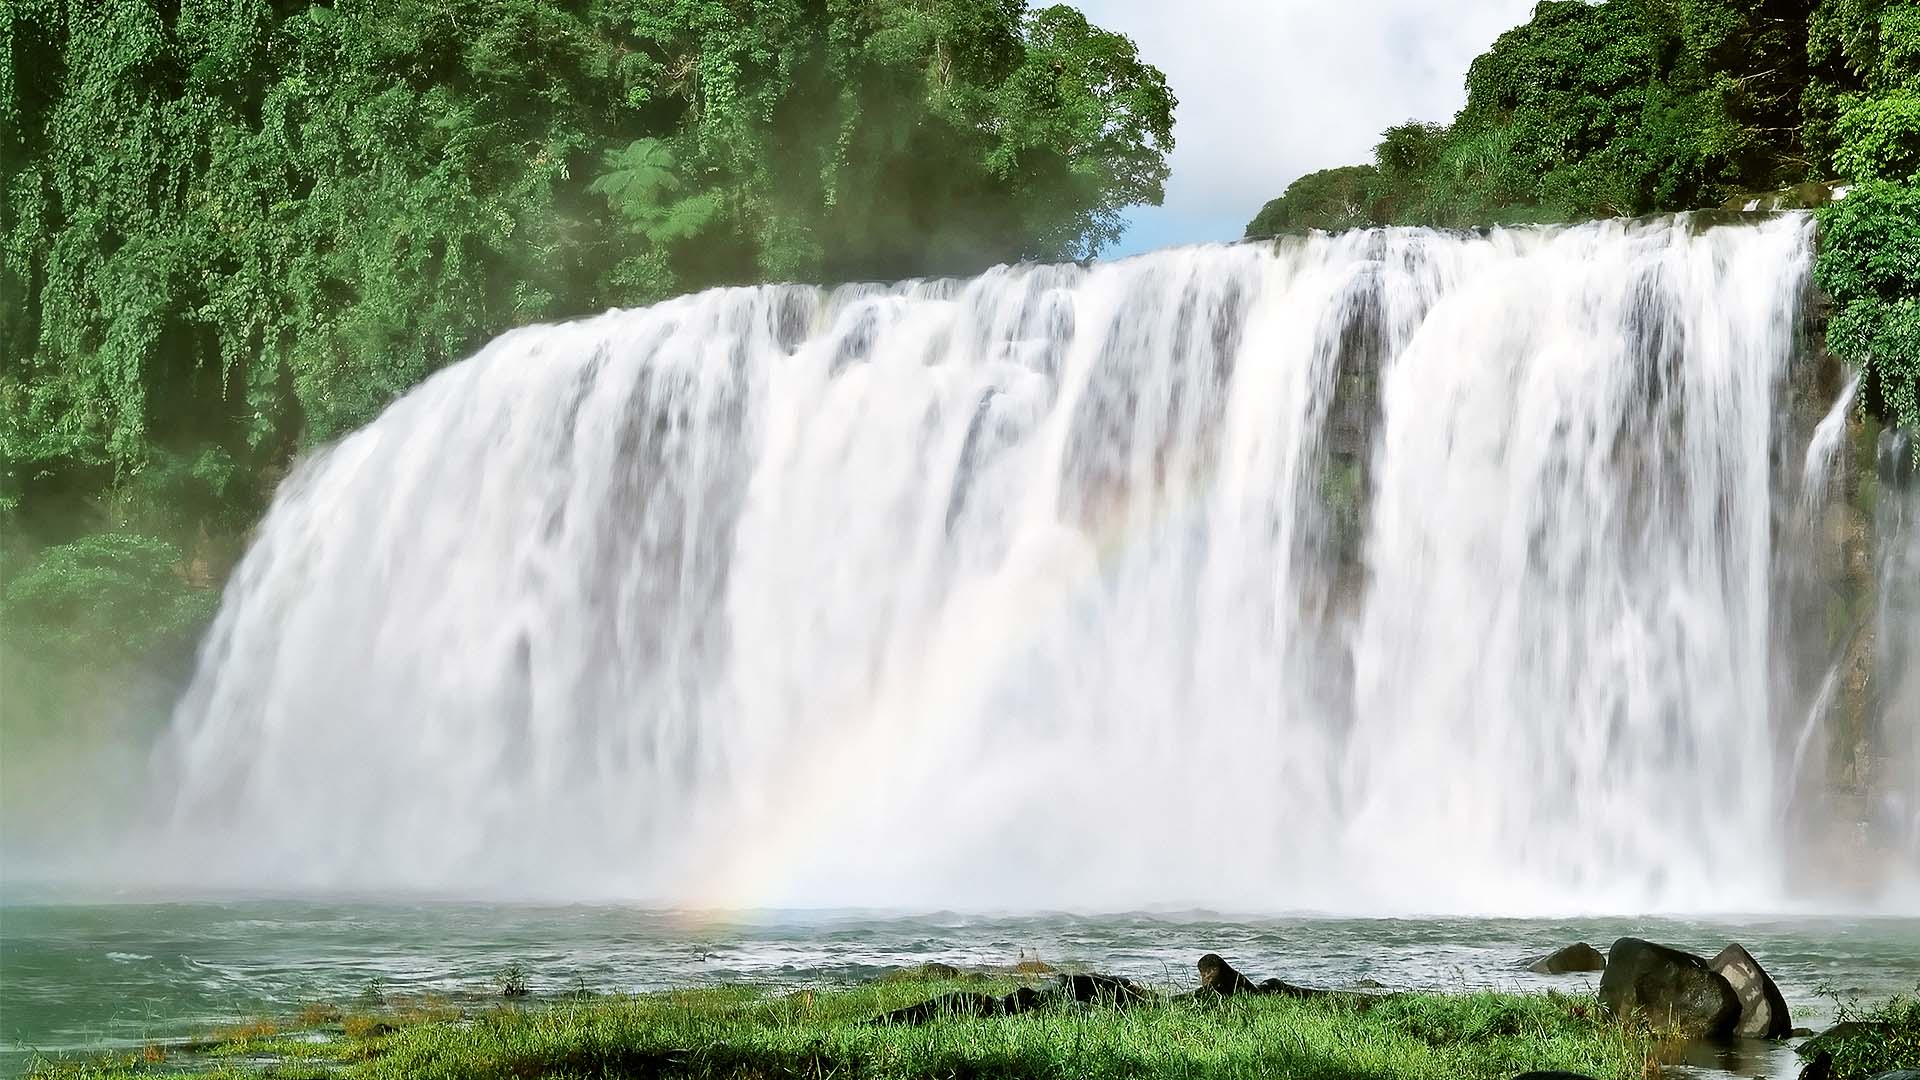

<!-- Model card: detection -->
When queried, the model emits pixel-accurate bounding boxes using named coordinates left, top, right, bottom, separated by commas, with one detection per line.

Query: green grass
left=23, top=978, right=1660, bottom=1080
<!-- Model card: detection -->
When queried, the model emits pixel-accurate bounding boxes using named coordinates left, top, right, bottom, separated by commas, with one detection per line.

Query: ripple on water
left=0, top=904, right=1916, bottom=1079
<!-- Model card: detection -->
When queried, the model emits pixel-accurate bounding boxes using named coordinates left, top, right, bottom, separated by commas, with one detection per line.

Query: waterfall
left=1877, top=430, right=1920, bottom=865
left=1802, top=370, right=1859, bottom=510
left=159, top=214, right=1838, bottom=913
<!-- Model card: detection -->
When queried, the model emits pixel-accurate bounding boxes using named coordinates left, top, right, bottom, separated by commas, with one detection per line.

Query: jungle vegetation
left=1245, top=0, right=1920, bottom=443
left=0, top=0, right=1174, bottom=669
left=4, top=0, right=1918, bottom=696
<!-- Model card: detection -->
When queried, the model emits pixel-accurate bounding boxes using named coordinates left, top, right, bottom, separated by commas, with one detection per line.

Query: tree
left=0, top=0, right=1175, bottom=578
left=1245, top=165, right=1379, bottom=236
left=0, top=0, right=1176, bottom=672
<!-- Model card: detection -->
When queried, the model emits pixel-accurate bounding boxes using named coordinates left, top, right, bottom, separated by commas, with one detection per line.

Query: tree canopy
left=0, top=0, right=1173, bottom=668
left=0, top=0, right=1173, bottom=543
left=1241, top=0, right=1920, bottom=442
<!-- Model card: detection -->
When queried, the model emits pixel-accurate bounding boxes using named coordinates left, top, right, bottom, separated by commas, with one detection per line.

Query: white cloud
left=1072, top=0, right=1537, bottom=255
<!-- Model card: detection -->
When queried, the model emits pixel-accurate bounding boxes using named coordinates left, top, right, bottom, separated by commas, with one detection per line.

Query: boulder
left=1514, top=1073, right=1601, bottom=1080
left=1528, top=943, right=1608, bottom=974
left=1708, top=943, right=1791, bottom=1039
left=1597, top=938, right=1741, bottom=1038
left=1795, top=1058, right=1920, bottom=1080
left=1797, top=1021, right=1891, bottom=1058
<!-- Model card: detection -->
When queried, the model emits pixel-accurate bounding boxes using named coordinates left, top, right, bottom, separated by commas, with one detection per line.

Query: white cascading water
left=1802, top=370, right=1859, bottom=510
left=1878, top=431, right=1920, bottom=863
left=159, top=214, right=1828, bottom=913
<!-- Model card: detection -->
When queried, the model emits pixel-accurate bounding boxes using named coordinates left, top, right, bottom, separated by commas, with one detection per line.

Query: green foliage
left=591, top=139, right=721, bottom=245
left=1246, top=166, right=1379, bottom=236
left=1809, top=990, right=1920, bottom=1079
left=497, top=962, right=530, bottom=999
left=1, top=534, right=214, bottom=662
left=1834, top=88, right=1920, bottom=181
left=0, top=4, right=1172, bottom=482
left=0, top=0, right=1173, bottom=663
left=1234, top=0, right=1917, bottom=446
left=24, top=984, right=1659, bottom=1080
left=1808, top=2, right=1920, bottom=442
left=1817, top=180, right=1920, bottom=451
left=1245, top=0, right=1837, bottom=232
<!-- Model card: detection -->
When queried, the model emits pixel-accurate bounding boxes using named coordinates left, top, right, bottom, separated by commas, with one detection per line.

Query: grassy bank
left=25, top=976, right=1661, bottom=1080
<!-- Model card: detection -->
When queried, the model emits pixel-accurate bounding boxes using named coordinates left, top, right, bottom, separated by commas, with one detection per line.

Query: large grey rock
left=1708, top=943, right=1791, bottom=1039
left=1528, top=943, right=1608, bottom=974
left=1597, top=937, right=1740, bottom=1038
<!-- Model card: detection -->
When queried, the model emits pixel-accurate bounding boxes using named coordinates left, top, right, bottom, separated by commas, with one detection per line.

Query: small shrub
left=1813, top=991, right=1920, bottom=1080
left=219, top=1018, right=278, bottom=1043
left=341, top=1014, right=395, bottom=1040
left=0, top=533, right=214, bottom=662
left=498, top=962, right=530, bottom=998
left=296, top=1003, right=341, bottom=1027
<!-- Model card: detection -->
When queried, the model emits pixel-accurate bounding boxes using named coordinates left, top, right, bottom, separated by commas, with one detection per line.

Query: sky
left=1074, top=0, right=1538, bottom=257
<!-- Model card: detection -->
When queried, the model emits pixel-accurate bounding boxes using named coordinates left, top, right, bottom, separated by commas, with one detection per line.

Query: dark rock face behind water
left=1598, top=938, right=1740, bottom=1038
left=1709, top=943, right=1792, bottom=1038
left=1528, top=943, right=1608, bottom=974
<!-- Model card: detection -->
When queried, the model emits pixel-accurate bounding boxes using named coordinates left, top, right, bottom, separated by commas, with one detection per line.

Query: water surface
left=3, top=901, right=1914, bottom=1077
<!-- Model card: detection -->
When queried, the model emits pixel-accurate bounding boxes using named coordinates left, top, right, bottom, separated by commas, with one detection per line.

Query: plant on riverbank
left=23, top=980, right=1661, bottom=1080
left=1811, top=990, right=1920, bottom=1080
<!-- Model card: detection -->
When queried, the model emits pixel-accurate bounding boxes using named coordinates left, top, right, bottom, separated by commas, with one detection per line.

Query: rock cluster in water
left=1597, top=938, right=1744, bottom=1038
left=878, top=937, right=1814, bottom=1045
left=1541, top=936, right=1794, bottom=1040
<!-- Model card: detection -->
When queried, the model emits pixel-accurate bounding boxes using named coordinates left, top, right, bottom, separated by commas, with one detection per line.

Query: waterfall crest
left=163, top=214, right=1885, bottom=912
